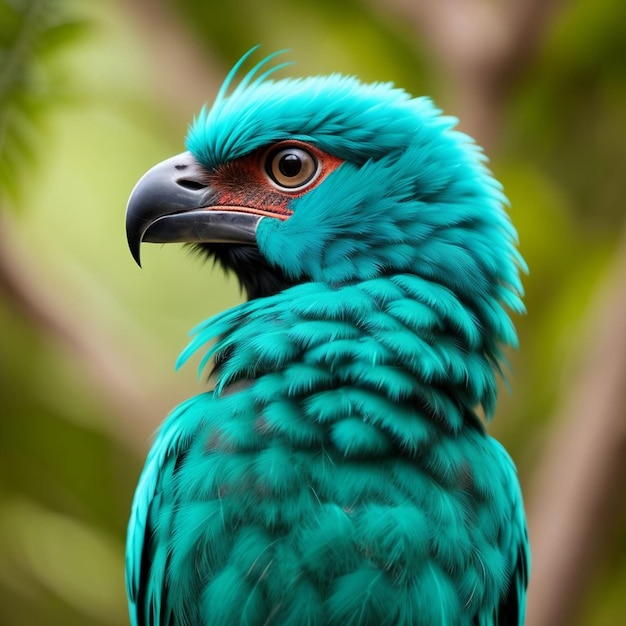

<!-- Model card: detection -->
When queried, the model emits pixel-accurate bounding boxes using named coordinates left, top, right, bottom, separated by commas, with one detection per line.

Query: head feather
left=182, top=51, right=526, bottom=409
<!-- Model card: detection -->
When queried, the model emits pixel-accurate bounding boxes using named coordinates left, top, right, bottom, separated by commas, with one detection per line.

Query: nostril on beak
left=177, top=178, right=207, bottom=191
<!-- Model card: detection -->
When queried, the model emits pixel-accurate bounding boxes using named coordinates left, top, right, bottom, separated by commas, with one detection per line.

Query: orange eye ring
left=265, top=145, right=320, bottom=190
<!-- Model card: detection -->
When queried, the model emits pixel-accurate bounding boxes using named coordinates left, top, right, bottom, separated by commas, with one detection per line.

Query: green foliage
left=508, top=0, right=626, bottom=228
left=0, top=0, right=84, bottom=207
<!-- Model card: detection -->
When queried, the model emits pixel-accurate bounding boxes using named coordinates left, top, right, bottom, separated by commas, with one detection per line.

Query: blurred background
left=1, top=0, right=625, bottom=624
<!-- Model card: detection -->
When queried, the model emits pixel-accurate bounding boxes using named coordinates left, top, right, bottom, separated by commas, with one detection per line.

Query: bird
left=124, top=49, right=529, bottom=626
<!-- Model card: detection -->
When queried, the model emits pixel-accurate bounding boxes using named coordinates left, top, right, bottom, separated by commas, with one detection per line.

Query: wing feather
left=126, top=400, right=199, bottom=626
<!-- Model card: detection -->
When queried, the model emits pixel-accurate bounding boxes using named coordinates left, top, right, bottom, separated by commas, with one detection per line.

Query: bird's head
left=127, top=50, right=524, bottom=309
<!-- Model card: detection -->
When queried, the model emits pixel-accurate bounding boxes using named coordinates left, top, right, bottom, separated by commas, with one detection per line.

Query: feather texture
left=126, top=52, right=529, bottom=626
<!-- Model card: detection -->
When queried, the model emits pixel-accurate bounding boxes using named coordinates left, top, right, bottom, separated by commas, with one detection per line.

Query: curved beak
left=125, top=152, right=261, bottom=266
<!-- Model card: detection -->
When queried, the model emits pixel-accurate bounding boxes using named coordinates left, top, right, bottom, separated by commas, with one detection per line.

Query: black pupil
left=279, top=153, right=302, bottom=177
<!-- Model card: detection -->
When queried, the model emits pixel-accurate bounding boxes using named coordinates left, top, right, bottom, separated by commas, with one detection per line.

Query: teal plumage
left=125, top=50, right=529, bottom=625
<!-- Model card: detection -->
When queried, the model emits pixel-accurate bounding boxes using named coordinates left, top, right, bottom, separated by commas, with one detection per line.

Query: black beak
left=125, top=152, right=261, bottom=266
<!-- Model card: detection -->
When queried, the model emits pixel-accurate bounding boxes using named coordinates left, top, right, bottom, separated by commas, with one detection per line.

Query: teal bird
left=125, top=50, right=529, bottom=626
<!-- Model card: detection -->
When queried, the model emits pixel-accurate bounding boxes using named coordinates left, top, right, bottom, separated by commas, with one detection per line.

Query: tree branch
left=0, top=212, right=174, bottom=449
left=363, top=0, right=564, bottom=147
left=112, top=0, right=223, bottom=120
left=525, top=232, right=626, bottom=626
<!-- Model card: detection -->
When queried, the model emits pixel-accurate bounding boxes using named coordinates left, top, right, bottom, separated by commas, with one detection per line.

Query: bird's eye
left=265, top=146, right=319, bottom=190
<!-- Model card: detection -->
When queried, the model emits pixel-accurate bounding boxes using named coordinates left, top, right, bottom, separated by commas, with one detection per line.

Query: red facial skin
left=202, top=141, right=343, bottom=219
